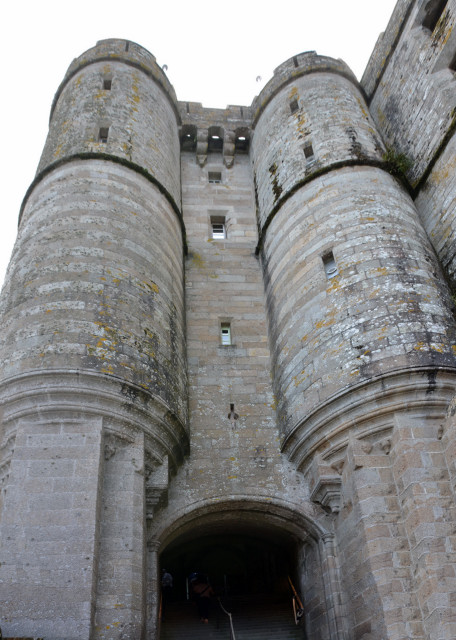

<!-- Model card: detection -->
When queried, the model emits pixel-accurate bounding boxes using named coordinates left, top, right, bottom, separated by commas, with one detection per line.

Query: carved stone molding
left=282, top=367, right=456, bottom=473
left=0, top=369, right=189, bottom=474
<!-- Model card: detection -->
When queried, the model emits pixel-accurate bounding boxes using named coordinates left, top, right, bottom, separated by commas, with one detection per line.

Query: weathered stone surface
left=3, top=14, right=456, bottom=638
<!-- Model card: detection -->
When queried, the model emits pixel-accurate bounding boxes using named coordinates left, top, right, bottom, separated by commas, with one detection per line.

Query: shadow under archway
left=152, top=498, right=334, bottom=639
left=161, top=529, right=297, bottom=601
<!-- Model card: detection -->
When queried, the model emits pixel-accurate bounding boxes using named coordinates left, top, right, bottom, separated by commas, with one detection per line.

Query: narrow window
left=422, top=0, right=448, bottom=32
left=322, top=251, right=338, bottom=279
left=99, top=127, right=109, bottom=143
left=303, top=142, right=314, bottom=162
left=208, top=171, right=222, bottom=184
left=221, top=322, right=231, bottom=345
left=290, top=98, right=299, bottom=114
left=211, top=221, right=226, bottom=239
left=103, top=78, right=112, bottom=90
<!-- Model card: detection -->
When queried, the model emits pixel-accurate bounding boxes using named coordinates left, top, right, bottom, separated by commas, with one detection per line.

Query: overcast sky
left=0, top=0, right=397, bottom=288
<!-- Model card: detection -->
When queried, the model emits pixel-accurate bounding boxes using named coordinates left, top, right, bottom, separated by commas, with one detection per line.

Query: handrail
left=217, top=597, right=236, bottom=640
left=288, top=576, right=304, bottom=625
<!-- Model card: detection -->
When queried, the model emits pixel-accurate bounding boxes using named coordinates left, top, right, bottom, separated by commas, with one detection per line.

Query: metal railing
left=217, top=597, right=236, bottom=640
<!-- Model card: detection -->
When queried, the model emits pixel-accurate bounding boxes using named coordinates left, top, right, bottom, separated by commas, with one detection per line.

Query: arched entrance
left=147, top=498, right=347, bottom=639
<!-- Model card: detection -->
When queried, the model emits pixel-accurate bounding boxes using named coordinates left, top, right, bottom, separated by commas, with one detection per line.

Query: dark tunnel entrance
left=160, top=532, right=296, bottom=600
left=158, top=522, right=307, bottom=638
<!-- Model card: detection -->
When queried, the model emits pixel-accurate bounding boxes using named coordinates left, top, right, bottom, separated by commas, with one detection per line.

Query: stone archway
left=146, top=497, right=348, bottom=640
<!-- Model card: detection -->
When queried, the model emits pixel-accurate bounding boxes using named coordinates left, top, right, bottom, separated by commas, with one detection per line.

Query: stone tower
left=2, top=2, right=456, bottom=639
left=0, top=41, right=188, bottom=638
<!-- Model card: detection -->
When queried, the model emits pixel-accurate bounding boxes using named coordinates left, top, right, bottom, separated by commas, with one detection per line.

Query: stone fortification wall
left=1, top=161, right=187, bottom=425
left=361, top=0, right=414, bottom=98
left=3, top=25, right=456, bottom=640
left=362, top=1, right=456, bottom=188
left=362, top=1, right=456, bottom=288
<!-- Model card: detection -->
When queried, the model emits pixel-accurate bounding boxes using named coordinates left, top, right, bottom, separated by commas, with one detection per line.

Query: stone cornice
left=281, top=366, right=456, bottom=473
left=0, top=369, right=189, bottom=474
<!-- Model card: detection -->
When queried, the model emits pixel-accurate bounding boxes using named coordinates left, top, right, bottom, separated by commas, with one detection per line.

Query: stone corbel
left=309, top=454, right=343, bottom=513
left=223, top=130, right=235, bottom=168
left=310, top=476, right=342, bottom=513
left=145, top=456, right=169, bottom=519
left=196, top=129, right=208, bottom=167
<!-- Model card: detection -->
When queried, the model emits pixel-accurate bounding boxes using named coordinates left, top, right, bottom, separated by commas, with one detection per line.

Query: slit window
left=208, top=171, right=222, bottom=184
left=322, top=251, right=338, bottom=279
left=103, top=79, right=112, bottom=90
left=290, top=98, right=299, bottom=114
left=303, top=142, right=314, bottom=162
left=422, top=0, right=448, bottom=32
left=99, top=127, right=109, bottom=143
left=221, top=323, right=231, bottom=346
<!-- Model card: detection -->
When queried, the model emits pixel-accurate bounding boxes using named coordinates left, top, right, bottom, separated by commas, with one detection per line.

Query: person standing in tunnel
left=161, top=569, right=173, bottom=621
left=191, top=574, right=214, bottom=623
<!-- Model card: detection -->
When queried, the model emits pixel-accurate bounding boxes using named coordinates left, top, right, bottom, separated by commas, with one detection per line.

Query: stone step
left=160, top=595, right=305, bottom=640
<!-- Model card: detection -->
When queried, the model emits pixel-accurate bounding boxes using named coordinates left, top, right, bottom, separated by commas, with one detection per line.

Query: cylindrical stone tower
left=0, top=40, right=187, bottom=639
left=251, top=52, right=456, bottom=465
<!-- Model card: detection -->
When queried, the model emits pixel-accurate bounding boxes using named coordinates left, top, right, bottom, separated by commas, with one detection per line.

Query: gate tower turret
left=0, top=39, right=188, bottom=639
left=251, top=52, right=456, bottom=469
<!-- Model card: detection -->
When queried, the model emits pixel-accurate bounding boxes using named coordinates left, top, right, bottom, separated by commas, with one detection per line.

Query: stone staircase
left=160, top=594, right=305, bottom=639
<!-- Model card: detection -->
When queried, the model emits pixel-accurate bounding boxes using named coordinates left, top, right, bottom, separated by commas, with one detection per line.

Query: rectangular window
left=210, top=215, right=226, bottom=239
left=322, top=251, right=338, bottom=279
left=290, top=98, right=299, bottom=114
left=103, top=79, right=112, bottom=90
left=422, top=0, right=448, bottom=31
left=221, top=322, right=231, bottom=345
left=235, top=135, right=249, bottom=153
left=208, top=171, right=222, bottom=183
left=303, top=142, right=314, bottom=162
left=99, top=127, right=109, bottom=143
left=212, top=222, right=226, bottom=239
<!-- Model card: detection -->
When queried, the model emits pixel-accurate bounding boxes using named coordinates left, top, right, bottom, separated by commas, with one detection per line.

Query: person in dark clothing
left=191, top=574, right=214, bottom=623
left=161, top=569, right=173, bottom=621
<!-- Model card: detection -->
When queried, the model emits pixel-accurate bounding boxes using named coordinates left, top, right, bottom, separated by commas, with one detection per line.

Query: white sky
left=0, top=0, right=397, bottom=288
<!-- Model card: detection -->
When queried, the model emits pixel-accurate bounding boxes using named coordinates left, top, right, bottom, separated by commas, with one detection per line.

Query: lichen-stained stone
left=252, top=51, right=456, bottom=437
left=3, top=15, right=456, bottom=639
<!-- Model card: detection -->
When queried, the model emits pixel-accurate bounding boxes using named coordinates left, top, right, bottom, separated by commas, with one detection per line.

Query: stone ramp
left=160, top=594, right=305, bottom=639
